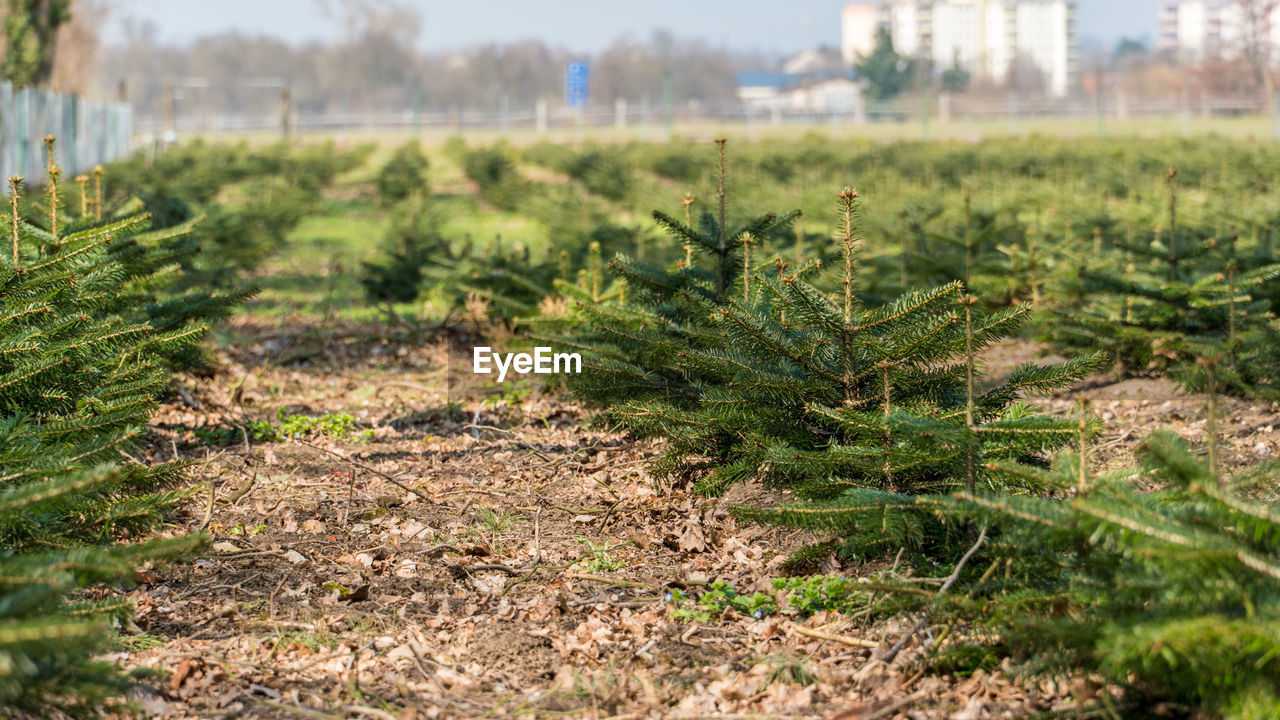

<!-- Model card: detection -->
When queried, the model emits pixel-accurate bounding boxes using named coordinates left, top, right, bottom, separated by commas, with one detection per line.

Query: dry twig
left=879, top=524, right=988, bottom=664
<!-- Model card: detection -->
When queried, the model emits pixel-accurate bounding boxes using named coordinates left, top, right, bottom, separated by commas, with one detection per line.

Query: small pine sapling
left=930, top=383, right=1280, bottom=717
left=666, top=188, right=1102, bottom=560
left=375, top=141, right=430, bottom=207
left=564, top=139, right=799, bottom=456
left=1049, top=169, right=1280, bottom=398
left=0, top=147, right=208, bottom=714
left=570, top=169, right=1100, bottom=563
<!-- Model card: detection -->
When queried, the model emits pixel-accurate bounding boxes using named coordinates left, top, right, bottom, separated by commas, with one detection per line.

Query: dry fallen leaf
left=678, top=514, right=707, bottom=553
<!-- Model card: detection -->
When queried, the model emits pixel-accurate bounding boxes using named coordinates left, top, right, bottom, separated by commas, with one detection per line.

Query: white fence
left=0, top=82, right=133, bottom=181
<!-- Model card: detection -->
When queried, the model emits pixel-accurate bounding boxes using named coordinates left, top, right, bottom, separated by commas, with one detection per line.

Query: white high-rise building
left=841, top=0, right=1077, bottom=97
left=842, top=2, right=881, bottom=61
left=1158, top=1, right=1280, bottom=62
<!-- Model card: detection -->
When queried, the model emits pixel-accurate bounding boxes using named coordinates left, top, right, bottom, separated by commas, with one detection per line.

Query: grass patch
left=190, top=410, right=372, bottom=445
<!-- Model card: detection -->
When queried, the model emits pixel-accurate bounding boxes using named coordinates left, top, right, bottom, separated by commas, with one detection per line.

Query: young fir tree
left=740, top=390, right=1280, bottom=716
left=29, top=138, right=255, bottom=369
left=929, top=382, right=1280, bottom=718
left=460, top=143, right=526, bottom=212
left=374, top=141, right=429, bottom=207
left=442, top=239, right=580, bottom=323
left=1050, top=169, right=1280, bottom=398
left=513, top=240, right=627, bottom=335
left=695, top=190, right=1097, bottom=556
left=901, top=189, right=1015, bottom=304
left=0, top=143, right=211, bottom=714
left=107, top=140, right=367, bottom=283
left=359, top=196, right=449, bottom=308
left=564, top=139, right=800, bottom=451
left=570, top=174, right=1101, bottom=561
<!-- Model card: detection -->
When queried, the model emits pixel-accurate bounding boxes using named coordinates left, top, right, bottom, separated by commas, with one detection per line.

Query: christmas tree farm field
left=109, top=322, right=1280, bottom=718
left=67, top=134, right=1280, bottom=717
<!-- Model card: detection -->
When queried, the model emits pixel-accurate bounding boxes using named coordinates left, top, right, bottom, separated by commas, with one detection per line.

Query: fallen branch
left=568, top=594, right=660, bottom=608
left=792, top=624, right=879, bottom=649
left=878, top=524, right=988, bottom=664
left=831, top=692, right=926, bottom=720
left=423, top=543, right=463, bottom=558
left=339, top=704, right=398, bottom=720
left=198, top=477, right=219, bottom=531
left=501, top=508, right=544, bottom=597
left=227, top=471, right=258, bottom=506
left=568, top=573, right=652, bottom=590
left=435, top=486, right=520, bottom=498
left=293, top=437, right=444, bottom=507
left=455, top=563, right=522, bottom=576
left=219, top=549, right=288, bottom=561
left=542, top=503, right=608, bottom=515
left=463, top=423, right=516, bottom=436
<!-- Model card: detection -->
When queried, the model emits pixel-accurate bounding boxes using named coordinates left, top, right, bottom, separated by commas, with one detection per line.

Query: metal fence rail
left=0, top=82, right=133, bottom=181
left=133, top=95, right=1274, bottom=138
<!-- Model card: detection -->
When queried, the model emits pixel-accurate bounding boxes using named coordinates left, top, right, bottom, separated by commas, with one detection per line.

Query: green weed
left=578, top=538, right=625, bottom=573
left=112, top=633, right=168, bottom=653
left=473, top=507, right=523, bottom=534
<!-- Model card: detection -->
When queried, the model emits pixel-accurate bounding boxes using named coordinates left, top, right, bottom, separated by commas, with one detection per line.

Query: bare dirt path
left=118, top=326, right=1280, bottom=719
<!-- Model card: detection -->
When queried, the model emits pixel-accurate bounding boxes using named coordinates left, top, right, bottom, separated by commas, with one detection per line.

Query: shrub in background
left=0, top=144, right=213, bottom=714
left=375, top=141, right=429, bottom=207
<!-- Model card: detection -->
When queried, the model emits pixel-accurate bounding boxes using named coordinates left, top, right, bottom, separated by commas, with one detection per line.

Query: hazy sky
left=111, top=1, right=1157, bottom=54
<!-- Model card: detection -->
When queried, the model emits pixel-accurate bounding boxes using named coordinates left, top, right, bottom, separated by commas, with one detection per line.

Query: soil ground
left=117, top=321, right=1280, bottom=719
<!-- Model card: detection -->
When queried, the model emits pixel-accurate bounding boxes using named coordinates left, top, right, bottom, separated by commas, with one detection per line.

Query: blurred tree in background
left=940, top=54, right=970, bottom=93
left=93, top=2, right=742, bottom=117
left=1, top=0, right=70, bottom=87
left=853, top=28, right=915, bottom=101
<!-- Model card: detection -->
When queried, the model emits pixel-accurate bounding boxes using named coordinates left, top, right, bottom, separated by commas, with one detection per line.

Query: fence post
left=164, top=85, right=176, bottom=144
left=1180, top=88, right=1190, bottom=138
left=662, top=73, right=673, bottom=140
left=614, top=98, right=627, bottom=131
left=0, top=83, right=10, bottom=179
left=69, top=94, right=78, bottom=172
left=412, top=84, right=421, bottom=136
left=17, top=87, right=27, bottom=179
left=1094, top=66, right=1105, bottom=137
left=280, top=84, right=292, bottom=140
left=1273, top=93, right=1279, bottom=142
left=920, top=81, right=930, bottom=141
left=535, top=99, right=548, bottom=134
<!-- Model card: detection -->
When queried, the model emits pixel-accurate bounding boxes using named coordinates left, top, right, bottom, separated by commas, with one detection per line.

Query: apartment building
left=841, top=0, right=1077, bottom=97
left=1158, top=1, right=1280, bottom=61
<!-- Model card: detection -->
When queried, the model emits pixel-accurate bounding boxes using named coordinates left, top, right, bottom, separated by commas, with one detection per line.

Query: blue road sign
left=566, top=61, right=589, bottom=108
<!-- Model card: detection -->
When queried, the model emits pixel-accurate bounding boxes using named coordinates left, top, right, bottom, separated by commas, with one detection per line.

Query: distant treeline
left=92, top=17, right=748, bottom=117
